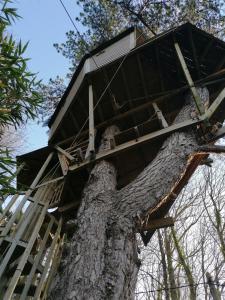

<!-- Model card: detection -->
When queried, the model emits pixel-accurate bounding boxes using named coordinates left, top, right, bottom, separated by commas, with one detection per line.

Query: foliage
left=55, top=0, right=225, bottom=71
left=0, top=0, right=42, bottom=197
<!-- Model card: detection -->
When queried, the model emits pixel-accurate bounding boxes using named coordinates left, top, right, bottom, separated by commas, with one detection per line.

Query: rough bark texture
left=49, top=88, right=209, bottom=300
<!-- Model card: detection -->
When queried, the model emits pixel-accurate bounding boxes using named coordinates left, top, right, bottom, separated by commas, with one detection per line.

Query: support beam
left=188, top=27, right=201, bottom=78
left=85, top=84, right=95, bottom=159
left=69, top=117, right=202, bottom=173
left=57, top=153, right=69, bottom=176
left=56, top=70, right=225, bottom=148
left=138, top=217, right=174, bottom=231
left=34, top=176, right=64, bottom=190
left=152, top=102, right=168, bottom=128
left=175, top=42, right=205, bottom=115
left=55, top=145, right=75, bottom=161
left=204, top=86, right=225, bottom=119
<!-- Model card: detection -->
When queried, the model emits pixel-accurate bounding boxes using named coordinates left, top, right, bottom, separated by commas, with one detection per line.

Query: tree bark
left=50, top=88, right=209, bottom=299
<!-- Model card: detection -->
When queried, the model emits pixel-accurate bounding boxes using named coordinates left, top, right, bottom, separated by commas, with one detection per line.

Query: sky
left=9, top=0, right=82, bottom=152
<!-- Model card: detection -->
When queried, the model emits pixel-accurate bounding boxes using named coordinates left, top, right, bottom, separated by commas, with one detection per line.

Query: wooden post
left=85, top=84, right=95, bottom=159
left=20, top=217, right=54, bottom=299
left=152, top=102, right=168, bottom=128
left=34, top=218, right=62, bottom=299
left=174, top=42, right=205, bottom=116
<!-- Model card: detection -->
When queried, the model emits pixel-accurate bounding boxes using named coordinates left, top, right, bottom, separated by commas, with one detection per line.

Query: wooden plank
left=0, top=185, right=51, bottom=280
left=34, top=218, right=62, bottom=299
left=188, top=26, right=201, bottom=78
left=207, top=126, right=225, bottom=142
left=70, top=117, right=202, bottom=173
left=138, top=217, right=174, bottom=231
left=41, top=234, right=65, bottom=299
left=3, top=203, right=49, bottom=300
left=152, top=102, right=168, bottom=128
left=204, top=86, right=225, bottom=119
left=0, top=153, right=54, bottom=248
left=20, top=217, right=55, bottom=300
left=55, top=145, right=75, bottom=161
left=58, top=153, right=68, bottom=176
left=34, top=176, right=64, bottom=190
left=1, top=194, right=20, bottom=220
left=85, top=84, right=95, bottom=159
left=174, top=42, right=205, bottom=115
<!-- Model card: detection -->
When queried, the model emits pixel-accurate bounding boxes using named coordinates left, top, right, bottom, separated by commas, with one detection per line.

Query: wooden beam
left=85, top=84, right=95, bottom=159
left=188, top=26, right=201, bottom=78
left=56, top=69, right=225, bottom=148
left=207, top=125, right=225, bottom=142
left=138, top=217, right=174, bottom=231
left=152, top=102, right=168, bottom=128
left=0, top=153, right=54, bottom=249
left=34, top=176, right=64, bottom=190
left=200, top=39, right=214, bottom=62
left=198, top=145, right=225, bottom=154
left=20, top=217, right=55, bottom=299
left=58, top=153, right=69, bottom=176
left=34, top=219, right=62, bottom=299
left=175, top=42, right=205, bottom=115
left=204, top=86, right=225, bottom=119
left=69, top=117, right=202, bottom=173
left=3, top=203, right=49, bottom=299
left=55, top=145, right=75, bottom=161
left=56, top=88, right=186, bottom=147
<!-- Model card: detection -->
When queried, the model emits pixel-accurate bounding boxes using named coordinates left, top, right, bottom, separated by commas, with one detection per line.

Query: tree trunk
left=50, top=88, right=208, bottom=299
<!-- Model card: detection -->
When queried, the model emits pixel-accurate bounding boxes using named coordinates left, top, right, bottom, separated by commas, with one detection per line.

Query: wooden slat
left=139, top=217, right=174, bottom=231
left=152, top=102, right=168, bottom=128
left=204, top=86, right=225, bottom=119
left=69, top=117, right=202, bottom=172
left=3, top=203, right=49, bottom=299
left=55, top=145, right=75, bottom=161
left=34, top=176, right=64, bottom=190
left=58, top=153, right=69, bottom=176
left=41, top=234, right=65, bottom=299
left=20, top=217, right=55, bottom=300
left=0, top=153, right=53, bottom=248
left=85, top=84, right=95, bottom=159
left=34, top=218, right=62, bottom=299
left=174, top=42, right=205, bottom=115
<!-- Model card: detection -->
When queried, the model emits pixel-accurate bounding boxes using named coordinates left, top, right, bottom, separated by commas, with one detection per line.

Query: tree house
left=1, top=22, right=225, bottom=298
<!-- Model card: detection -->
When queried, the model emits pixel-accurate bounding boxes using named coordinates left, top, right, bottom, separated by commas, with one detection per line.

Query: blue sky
left=10, top=0, right=82, bottom=152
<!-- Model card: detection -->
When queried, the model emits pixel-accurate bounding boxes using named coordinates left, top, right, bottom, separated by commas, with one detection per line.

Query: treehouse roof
left=47, top=22, right=225, bottom=145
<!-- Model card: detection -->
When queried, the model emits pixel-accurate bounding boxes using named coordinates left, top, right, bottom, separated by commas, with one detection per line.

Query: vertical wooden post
left=152, top=102, right=168, bottom=128
left=85, top=84, right=95, bottom=159
left=174, top=42, right=205, bottom=116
